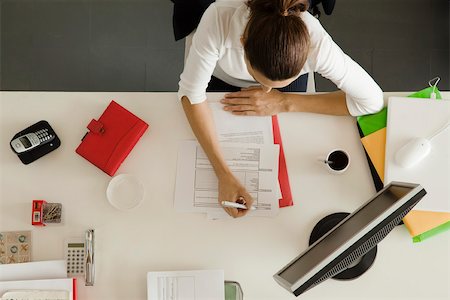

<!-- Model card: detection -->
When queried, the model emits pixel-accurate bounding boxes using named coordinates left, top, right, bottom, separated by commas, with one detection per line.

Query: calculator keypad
left=67, top=248, right=85, bottom=276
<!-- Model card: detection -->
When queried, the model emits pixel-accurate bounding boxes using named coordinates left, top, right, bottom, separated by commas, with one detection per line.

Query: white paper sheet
left=147, top=270, right=224, bottom=300
left=0, top=260, right=67, bottom=282
left=209, top=96, right=283, bottom=201
left=174, top=141, right=280, bottom=218
left=208, top=98, right=274, bottom=146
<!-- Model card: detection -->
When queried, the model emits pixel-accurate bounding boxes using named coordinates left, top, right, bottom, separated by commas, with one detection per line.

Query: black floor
left=1, top=0, right=449, bottom=92
left=315, top=0, right=449, bottom=92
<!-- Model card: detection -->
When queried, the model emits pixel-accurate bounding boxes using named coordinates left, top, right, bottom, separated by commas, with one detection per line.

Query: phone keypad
left=35, top=129, right=53, bottom=142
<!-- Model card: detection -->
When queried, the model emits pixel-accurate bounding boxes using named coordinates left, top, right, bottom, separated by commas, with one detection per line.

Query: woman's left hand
left=220, top=86, right=288, bottom=116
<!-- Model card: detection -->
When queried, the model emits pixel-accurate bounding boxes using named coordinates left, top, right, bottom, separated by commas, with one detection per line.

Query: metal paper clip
left=428, top=77, right=441, bottom=99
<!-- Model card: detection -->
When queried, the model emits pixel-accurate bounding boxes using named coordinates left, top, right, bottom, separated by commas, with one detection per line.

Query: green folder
left=357, top=87, right=442, bottom=137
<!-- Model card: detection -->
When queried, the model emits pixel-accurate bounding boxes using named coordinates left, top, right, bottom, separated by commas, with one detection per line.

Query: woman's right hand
left=218, top=172, right=254, bottom=218
left=181, top=98, right=253, bottom=218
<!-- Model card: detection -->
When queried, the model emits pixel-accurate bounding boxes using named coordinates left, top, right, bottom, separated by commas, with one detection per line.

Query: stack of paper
left=0, top=290, right=70, bottom=300
left=0, top=260, right=76, bottom=300
left=175, top=141, right=280, bottom=219
left=147, top=269, right=224, bottom=300
left=175, top=99, right=282, bottom=219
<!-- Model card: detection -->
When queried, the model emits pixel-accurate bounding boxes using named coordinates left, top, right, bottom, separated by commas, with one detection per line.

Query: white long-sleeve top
left=178, top=1, right=383, bottom=116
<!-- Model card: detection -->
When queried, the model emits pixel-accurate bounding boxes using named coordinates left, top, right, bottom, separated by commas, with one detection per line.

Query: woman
left=178, top=0, right=383, bottom=218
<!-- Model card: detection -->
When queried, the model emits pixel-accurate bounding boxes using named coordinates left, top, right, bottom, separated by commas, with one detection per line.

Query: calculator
left=65, top=238, right=85, bottom=277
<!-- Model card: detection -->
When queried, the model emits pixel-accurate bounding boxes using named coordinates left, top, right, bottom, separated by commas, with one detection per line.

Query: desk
left=1, top=92, right=449, bottom=300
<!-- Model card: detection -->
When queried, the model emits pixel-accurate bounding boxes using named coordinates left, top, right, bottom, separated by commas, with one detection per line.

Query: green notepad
left=413, top=221, right=450, bottom=243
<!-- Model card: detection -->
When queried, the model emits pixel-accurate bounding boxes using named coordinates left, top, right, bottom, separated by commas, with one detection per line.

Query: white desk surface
left=1, top=91, right=449, bottom=300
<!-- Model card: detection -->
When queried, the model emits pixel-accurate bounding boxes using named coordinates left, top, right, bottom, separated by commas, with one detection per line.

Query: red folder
left=272, top=115, right=293, bottom=207
left=76, top=100, right=149, bottom=176
left=72, top=278, right=77, bottom=300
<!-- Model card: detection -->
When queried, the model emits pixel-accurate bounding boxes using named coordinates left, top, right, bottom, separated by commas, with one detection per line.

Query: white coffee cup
left=319, top=149, right=350, bottom=174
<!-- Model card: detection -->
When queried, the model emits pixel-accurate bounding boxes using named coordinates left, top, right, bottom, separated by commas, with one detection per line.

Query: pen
left=85, top=229, right=95, bottom=286
left=221, top=201, right=256, bottom=210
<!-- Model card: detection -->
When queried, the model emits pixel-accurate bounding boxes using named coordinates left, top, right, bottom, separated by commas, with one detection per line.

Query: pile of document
left=175, top=98, right=281, bottom=219
left=0, top=260, right=76, bottom=300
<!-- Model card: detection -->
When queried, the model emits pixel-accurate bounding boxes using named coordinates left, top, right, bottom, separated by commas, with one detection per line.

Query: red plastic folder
left=72, top=278, right=77, bottom=300
left=76, top=100, right=149, bottom=176
left=272, top=115, right=293, bottom=207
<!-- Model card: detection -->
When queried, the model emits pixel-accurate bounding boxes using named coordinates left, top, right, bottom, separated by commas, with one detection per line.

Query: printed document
left=174, top=95, right=281, bottom=218
left=174, top=141, right=280, bottom=217
left=147, top=270, right=224, bottom=300
left=208, top=98, right=274, bottom=145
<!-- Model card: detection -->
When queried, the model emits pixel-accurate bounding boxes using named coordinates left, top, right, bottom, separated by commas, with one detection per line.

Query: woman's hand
left=218, top=172, right=254, bottom=218
left=220, top=86, right=288, bottom=116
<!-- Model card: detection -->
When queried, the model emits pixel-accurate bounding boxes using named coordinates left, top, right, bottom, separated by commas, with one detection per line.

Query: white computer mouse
left=394, top=137, right=431, bottom=168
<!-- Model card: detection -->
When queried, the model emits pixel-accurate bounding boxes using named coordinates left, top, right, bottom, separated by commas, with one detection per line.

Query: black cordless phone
left=10, top=120, right=61, bottom=164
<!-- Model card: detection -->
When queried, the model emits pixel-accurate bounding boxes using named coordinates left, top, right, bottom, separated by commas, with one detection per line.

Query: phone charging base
left=11, top=120, right=61, bottom=165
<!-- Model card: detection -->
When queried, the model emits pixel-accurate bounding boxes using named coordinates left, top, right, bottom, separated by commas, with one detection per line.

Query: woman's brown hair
left=244, top=0, right=310, bottom=81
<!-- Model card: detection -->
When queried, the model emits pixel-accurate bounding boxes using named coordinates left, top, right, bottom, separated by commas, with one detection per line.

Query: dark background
left=1, top=0, right=449, bottom=92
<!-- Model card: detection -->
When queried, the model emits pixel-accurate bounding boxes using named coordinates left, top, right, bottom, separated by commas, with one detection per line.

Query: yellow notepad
left=361, top=128, right=386, bottom=182
left=403, top=211, right=450, bottom=241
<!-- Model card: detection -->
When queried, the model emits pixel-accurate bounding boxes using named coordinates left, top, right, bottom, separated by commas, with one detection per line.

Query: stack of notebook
left=357, top=87, right=450, bottom=242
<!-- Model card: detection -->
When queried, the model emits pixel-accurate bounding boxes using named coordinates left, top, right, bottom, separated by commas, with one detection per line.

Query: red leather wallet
left=76, top=100, right=149, bottom=176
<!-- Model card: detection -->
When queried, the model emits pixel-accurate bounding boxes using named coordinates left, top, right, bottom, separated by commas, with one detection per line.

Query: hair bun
left=282, top=0, right=308, bottom=16
left=281, top=10, right=290, bottom=17
left=247, top=0, right=308, bottom=17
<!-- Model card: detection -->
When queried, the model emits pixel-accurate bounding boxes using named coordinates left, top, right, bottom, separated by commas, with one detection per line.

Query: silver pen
left=85, top=229, right=95, bottom=286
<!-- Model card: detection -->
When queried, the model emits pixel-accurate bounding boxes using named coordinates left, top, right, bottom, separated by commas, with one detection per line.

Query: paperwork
left=147, top=270, right=224, bottom=300
left=208, top=100, right=274, bottom=145
left=175, top=141, right=280, bottom=218
left=213, top=97, right=291, bottom=207
left=175, top=96, right=281, bottom=219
